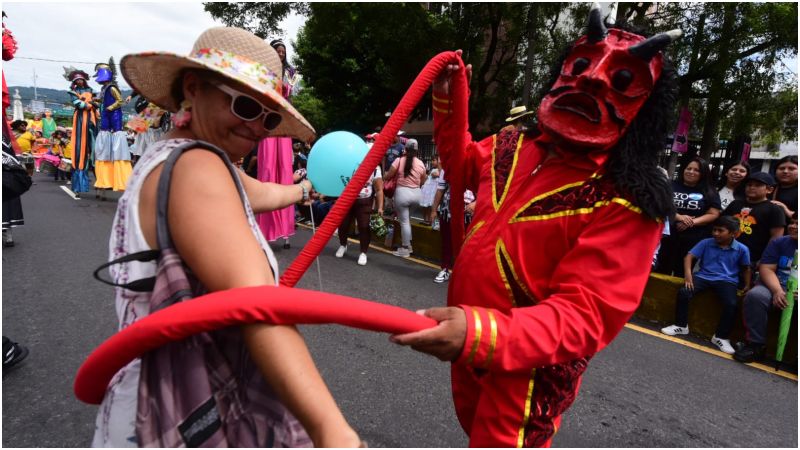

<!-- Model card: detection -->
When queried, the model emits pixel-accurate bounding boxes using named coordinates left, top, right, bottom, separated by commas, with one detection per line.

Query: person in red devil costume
left=392, top=5, right=681, bottom=447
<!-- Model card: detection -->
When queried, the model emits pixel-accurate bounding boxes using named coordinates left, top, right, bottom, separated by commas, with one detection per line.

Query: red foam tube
left=74, top=285, right=437, bottom=404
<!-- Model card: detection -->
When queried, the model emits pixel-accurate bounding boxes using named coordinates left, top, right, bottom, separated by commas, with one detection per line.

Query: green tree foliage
left=293, top=3, right=450, bottom=133
left=205, top=2, right=797, bottom=156
left=639, top=2, right=797, bottom=159
left=205, top=2, right=583, bottom=137
left=202, top=2, right=308, bottom=38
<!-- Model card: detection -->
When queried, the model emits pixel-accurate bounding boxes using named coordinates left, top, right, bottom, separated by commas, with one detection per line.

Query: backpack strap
left=93, top=140, right=251, bottom=291
left=92, top=250, right=161, bottom=292
left=155, top=140, right=248, bottom=250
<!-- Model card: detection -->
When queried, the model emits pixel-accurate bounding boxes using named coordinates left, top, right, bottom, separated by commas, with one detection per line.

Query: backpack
left=2, top=134, right=32, bottom=201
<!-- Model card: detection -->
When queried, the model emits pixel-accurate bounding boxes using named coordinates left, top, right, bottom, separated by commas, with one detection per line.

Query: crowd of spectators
left=657, top=155, right=797, bottom=360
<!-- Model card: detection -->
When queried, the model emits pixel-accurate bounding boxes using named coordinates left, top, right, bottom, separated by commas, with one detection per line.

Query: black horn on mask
left=628, top=29, right=683, bottom=60
left=587, top=3, right=608, bottom=43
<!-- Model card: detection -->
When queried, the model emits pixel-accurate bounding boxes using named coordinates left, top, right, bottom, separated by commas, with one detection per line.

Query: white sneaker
left=357, top=253, right=367, bottom=266
left=434, top=269, right=450, bottom=283
left=661, top=324, right=689, bottom=336
left=335, top=245, right=347, bottom=258
left=392, top=247, right=411, bottom=258
left=711, top=335, right=735, bottom=354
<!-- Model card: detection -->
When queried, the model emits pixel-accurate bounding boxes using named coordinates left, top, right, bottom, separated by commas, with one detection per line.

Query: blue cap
left=746, top=172, right=776, bottom=186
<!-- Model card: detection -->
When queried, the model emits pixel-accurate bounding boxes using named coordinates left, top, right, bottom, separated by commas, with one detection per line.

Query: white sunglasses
left=212, top=82, right=283, bottom=131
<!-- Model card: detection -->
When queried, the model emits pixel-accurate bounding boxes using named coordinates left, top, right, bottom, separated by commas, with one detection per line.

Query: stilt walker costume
left=93, top=58, right=133, bottom=195
left=256, top=39, right=300, bottom=246
left=63, top=66, right=97, bottom=194
left=430, top=8, right=680, bottom=447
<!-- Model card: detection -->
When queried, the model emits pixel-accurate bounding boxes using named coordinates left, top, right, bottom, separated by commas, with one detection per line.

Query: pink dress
left=256, top=136, right=295, bottom=242
left=256, top=63, right=298, bottom=242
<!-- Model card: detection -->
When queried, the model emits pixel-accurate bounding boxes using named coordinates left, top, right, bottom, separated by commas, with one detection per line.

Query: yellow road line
left=624, top=323, right=797, bottom=381
left=296, top=223, right=440, bottom=269
left=296, top=224, right=796, bottom=381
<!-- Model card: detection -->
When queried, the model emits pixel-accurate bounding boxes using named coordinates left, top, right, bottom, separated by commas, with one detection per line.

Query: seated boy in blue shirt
left=734, top=213, right=798, bottom=363
left=662, top=216, right=752, bottom=354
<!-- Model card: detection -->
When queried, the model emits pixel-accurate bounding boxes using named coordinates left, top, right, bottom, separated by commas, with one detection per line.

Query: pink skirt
left=256, top=136, right=295, bottom=242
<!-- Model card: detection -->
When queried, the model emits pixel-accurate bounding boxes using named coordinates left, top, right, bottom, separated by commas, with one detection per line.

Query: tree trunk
left=668, top=8, right=706, bottom=178
left=521, top=5, right=537, bottom=106
left=699, top=4, right=737, bottom=161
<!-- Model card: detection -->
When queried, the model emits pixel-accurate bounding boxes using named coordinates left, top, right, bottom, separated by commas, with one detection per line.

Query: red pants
left=452, top=361, right=584, bottom=447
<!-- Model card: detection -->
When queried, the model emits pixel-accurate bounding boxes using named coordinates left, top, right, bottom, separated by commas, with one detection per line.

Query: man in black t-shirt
left=722, top=172, right=786, bottom=263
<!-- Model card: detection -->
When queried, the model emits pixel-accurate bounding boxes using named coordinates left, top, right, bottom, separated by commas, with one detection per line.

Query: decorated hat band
left=193, top=47, right=283, bottom=94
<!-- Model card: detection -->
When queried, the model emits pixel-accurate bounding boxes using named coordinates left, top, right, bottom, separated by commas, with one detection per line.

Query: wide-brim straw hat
left=120, top=27, right=315, bottom=142
left=505, top=105, right=534, bottom=122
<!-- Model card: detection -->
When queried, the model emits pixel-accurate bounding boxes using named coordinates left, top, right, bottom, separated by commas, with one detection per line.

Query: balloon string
left=307, top=204, right=324, bottom=291
left=280, top=51, right=468, bottom=288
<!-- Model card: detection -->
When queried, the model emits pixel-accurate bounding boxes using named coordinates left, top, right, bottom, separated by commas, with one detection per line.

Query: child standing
left=419, top=156, right=440, bottom=225
left=661, top=216, right=752, bottom=354
left=722, top=172, right=786, bottom=265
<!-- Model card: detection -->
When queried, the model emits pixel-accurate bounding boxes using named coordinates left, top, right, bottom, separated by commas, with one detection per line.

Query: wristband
left=300, top=182, right=309, bottom=201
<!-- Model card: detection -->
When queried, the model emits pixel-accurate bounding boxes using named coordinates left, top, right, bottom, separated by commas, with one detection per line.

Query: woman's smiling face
left=183, top=72, right=272, bottom=159
left=776, top=161, right=798, bottom=186
left=682, top=161, right=701, bottom=186
left=725, top=164, right=748, bottom=185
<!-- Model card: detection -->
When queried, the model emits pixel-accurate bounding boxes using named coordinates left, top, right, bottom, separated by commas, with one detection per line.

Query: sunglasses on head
left=212, top=82, right=283, bottom=131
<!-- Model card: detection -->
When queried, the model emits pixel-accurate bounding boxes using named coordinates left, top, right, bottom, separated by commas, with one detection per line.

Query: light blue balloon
left=307, top=131, right=368, bottom=197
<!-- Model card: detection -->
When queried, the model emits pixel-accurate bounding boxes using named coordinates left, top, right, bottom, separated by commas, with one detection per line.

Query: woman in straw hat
left=95, top=27, right=359, bottom=447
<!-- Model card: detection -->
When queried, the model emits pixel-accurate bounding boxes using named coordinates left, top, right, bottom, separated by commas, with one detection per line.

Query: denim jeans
left=675, top=276, right=739, bottom=339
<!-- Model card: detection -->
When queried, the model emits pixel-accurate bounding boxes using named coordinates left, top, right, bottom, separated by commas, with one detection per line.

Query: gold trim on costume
left=491, top=134, right=523, bottom=212
left=516, top=369, right=537, bottom=448
left=432, top=104, right=451, bottom=114
left=432, top=93, right=451, bottom=104
left=484, top=311, right=498, bottom=368
left=510, top=197, right=642, bottom=223
left=463, top=220, right=485, bottom=246
left=466, top=308, right=483, bottom=365
left=107, top=86, right=124, bottom=111
left=495, top=239, right=535, bottom=307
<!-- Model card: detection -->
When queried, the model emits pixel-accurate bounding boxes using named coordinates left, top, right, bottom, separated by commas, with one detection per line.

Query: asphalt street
left=2, top=173, right=797, bottom=447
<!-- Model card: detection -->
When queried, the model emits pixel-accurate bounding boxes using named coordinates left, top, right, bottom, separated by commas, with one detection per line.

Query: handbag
left=369, top=212, right=388, bottom=237
left=2, top=137, right=32, bottom=201
left=92, top=140, right=310, bottom=447
left=383, top=177, right=396, bottom=198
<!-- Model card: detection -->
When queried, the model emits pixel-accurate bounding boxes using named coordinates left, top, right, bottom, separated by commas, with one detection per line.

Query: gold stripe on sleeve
left=483, top=311, right=498, bottom=368
left=465, top=307, right=483, bottom=365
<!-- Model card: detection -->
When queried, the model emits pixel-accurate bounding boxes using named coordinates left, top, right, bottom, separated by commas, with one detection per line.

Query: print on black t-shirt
left=722, top=199, right=786, bottom=262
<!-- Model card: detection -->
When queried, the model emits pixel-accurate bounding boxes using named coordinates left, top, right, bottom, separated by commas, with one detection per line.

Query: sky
left=2, top=1, right=305, bottom=93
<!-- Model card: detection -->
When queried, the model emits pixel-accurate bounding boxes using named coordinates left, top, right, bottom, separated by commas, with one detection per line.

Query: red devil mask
left=538, top=7, right=680, bottom=150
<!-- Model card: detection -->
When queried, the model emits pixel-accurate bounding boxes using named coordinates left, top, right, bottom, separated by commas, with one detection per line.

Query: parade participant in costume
left=27, top=112, right=43, bottom=134
left=93, top=58, right=133, bottom=198
left=41, top=109, right=57, bottom=138
left=94, top=26, right=359, bottom=447
left=2, top=13, right=21, bottom=155
left=392, top=6, right=681, bottom=447
left=63, top=66, right=97, bottom=195
left=255, top=38, right=301, bottom=249
left=126, top=91, right=168, bottom=163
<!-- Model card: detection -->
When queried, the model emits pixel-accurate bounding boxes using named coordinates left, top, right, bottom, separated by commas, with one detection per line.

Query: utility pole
left=33, top=68, right=38, bottom=100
